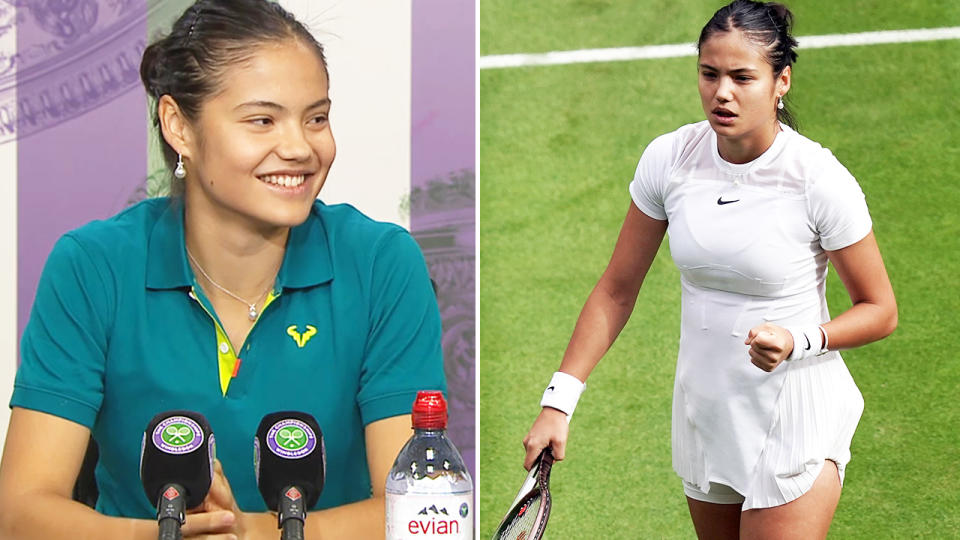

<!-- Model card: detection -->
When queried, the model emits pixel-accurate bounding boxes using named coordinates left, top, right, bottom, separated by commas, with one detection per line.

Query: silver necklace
left=186, top=248, right=273, bottom=321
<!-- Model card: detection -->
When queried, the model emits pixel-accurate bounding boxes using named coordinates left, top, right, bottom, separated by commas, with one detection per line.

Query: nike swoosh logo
left=547, top=386, right=555, bottom=391
left=717, top=197, right=740, bottom=205
left=804, top=335, right=811, bottom=350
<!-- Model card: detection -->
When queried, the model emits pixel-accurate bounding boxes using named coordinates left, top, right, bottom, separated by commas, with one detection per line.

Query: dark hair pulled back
left=139, top=0, right=328, bottom=178
left=697, top=0, right=799, bottom=129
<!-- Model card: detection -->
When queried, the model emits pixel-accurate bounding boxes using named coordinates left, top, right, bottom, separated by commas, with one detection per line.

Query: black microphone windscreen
left=140, top=410, right=215, bottom=508
left=254, top=411, right=326, bottom=510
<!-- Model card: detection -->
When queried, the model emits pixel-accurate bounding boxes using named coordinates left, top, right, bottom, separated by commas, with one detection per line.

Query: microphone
left=140, top=410, right=215, bottom=540
left=254, top=411, right=326, bottom=540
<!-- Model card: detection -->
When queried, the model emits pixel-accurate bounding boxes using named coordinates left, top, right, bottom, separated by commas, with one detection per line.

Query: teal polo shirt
left=11, top=197, right=445, bottom=517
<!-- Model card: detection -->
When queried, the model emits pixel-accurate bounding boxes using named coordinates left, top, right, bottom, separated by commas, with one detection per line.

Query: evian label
left=266, top=419, right=317, bottom=459
left=386, top=492, right=472, bottom=539
left=152, top=416, right=204, bottom=455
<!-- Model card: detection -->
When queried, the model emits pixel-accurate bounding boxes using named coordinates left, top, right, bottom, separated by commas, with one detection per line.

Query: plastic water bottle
left=386, top=391, right=473, bottom=539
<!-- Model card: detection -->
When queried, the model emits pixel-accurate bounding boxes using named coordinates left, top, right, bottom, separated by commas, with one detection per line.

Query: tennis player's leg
left=739, top=459, right=841, bottom=540
left=684, top=481, right=743, bottom=540
left=686, top=498, right=740, bottom=540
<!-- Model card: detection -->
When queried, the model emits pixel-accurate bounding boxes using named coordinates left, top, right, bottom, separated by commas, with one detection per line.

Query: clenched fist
left=744, top=323, right=794, bottom=372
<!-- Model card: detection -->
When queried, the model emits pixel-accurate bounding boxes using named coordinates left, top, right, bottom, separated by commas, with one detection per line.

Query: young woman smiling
left=522, top=1, right=897, bottom=538
left=0, top=1, right=444, bottom=539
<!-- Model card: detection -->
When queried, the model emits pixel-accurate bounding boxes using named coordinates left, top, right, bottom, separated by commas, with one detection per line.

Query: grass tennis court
left=479, top=1, right=960, bottom=537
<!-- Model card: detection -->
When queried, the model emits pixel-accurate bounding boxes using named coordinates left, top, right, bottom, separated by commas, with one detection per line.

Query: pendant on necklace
left=248, top=304, right=258, bottom=321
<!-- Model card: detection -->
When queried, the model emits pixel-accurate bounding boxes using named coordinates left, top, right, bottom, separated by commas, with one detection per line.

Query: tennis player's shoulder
left=59, top=197, right=173, bottom=264
left=784, top=129, right=859, bottom=193
left=311, top=200, right=416, bottom=257
left=643, top=121, right=712, bottom=161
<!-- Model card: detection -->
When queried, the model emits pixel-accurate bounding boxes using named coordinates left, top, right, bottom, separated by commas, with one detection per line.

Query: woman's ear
left=157, top=95, right=194, bottom=158
left=776, top=65, right=792, bottom=98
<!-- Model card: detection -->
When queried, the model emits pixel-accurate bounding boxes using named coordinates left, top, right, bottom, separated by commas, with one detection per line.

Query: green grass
left=479, top=12, right=960, bottom=539
left=481, top=0, right=960, bottom=55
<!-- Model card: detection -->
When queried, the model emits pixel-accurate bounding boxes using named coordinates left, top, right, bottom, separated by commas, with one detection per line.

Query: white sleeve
left=808, top=158, right=872, bottom=251
left=628, top=132, right=675, bottom=221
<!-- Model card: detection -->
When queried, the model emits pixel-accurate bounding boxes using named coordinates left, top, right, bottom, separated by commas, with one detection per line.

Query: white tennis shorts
left=682, top=457, right=843, bottom=508
left=683, top=480, right=745, bottom=505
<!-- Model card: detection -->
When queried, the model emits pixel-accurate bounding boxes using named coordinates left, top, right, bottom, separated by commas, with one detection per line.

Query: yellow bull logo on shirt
left=286, top=325, right=318, bottom=348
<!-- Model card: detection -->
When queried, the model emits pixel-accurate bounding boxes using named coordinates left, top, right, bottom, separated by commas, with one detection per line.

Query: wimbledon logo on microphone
left=267, top=419, right=317, bottom=459
left=152, top=416, right=204, bottom=455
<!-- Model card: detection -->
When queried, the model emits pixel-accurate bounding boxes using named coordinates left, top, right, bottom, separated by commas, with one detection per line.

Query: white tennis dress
left=629, top=121, right=872, bottom=510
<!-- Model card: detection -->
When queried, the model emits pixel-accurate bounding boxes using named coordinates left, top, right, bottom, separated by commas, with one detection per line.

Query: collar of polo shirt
left=144, top=200, right=334, bottom=292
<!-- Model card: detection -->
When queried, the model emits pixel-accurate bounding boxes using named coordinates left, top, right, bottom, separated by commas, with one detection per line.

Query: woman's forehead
left=699, top=29, right=769, bottom=70
left=212, top=41, right=329, bottom=108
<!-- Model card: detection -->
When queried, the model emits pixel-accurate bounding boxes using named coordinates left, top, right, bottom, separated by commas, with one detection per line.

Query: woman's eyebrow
left=234, top=98, right=331, bottom=112
left=304, top=98, right=332, bottom=110
left=234, top=100, right=284, bottom=112
left=698, top=63, right=759, bottom=74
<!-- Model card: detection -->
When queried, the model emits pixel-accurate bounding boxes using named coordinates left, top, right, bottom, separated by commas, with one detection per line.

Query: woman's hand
left=181, top=510, right=237, bottom=540
left=522, top=407, right=570, bottom=470
left=744, top=322, right=793, bottom=372
left=182, top=459, right=271, bottom=540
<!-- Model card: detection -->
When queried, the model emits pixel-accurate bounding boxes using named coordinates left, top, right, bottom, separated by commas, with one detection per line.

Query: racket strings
left=493, top=449, right=554, bottom=540
left=496, top=493, right=544, bottom=540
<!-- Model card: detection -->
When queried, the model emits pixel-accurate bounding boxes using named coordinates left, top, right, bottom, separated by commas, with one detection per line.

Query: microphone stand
left=156, top=483, right=186, bottom=540
left=277, top=485, right=306, bottom=540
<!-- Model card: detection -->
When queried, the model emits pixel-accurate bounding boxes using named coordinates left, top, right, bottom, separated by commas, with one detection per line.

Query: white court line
left=480, top=26, right=960, bottom=69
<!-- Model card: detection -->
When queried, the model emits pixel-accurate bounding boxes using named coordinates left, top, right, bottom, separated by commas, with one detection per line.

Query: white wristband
left=786, top=324, right=827, bottom=362
left=540, top=372, right=586, bottom=418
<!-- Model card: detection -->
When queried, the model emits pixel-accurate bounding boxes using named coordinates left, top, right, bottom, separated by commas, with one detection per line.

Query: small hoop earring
left=777, top=97, right=784, bottom=110
left=174, top=153, right=186, bottom=179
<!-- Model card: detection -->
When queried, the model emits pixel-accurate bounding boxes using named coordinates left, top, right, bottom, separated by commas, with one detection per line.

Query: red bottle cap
left=411, top=391, right=447, bottom=430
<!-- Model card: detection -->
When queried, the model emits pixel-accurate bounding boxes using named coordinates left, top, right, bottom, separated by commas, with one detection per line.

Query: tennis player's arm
left=299, top=414, right=411, bottom=540
left=822, top=230, right=898, bottom=348
left=524, top=204, right=666, bottom=468
left=0, top=408, right=161, bottom=539
left=557, top=203, right=667, bottom=382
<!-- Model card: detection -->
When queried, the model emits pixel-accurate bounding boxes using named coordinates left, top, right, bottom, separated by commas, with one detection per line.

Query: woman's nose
left=714, top=76, right=735, bottom=102
left=276, top=126, right=312, bottom=161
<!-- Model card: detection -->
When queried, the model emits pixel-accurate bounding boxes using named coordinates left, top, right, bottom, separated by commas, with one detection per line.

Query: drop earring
left=174, top=153, right=186, bottom=179
left=777, top=96, right=784, bottom=110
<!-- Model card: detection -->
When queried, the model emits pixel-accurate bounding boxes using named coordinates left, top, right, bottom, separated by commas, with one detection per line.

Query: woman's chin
left=260, top=205, right=315, bottom=230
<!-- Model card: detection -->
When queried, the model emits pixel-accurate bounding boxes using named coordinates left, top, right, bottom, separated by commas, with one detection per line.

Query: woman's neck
left=183, top=196, right=288, bottom=300
left=716, top=119, right=781, bottom=165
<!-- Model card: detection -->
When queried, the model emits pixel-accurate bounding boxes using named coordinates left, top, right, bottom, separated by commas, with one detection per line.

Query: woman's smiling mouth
left=258, top=173, right=308, bottom=187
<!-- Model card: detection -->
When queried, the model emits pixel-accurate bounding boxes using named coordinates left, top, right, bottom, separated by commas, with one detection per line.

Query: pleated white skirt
left=671, top=281, right=864, bottom=510
left=741, top=353, right=864, bottom=509
left=672, top=349, right=864, bottom=510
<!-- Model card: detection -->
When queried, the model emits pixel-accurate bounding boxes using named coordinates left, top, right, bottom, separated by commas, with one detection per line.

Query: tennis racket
left=491, top=447, right=555, bottom=540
